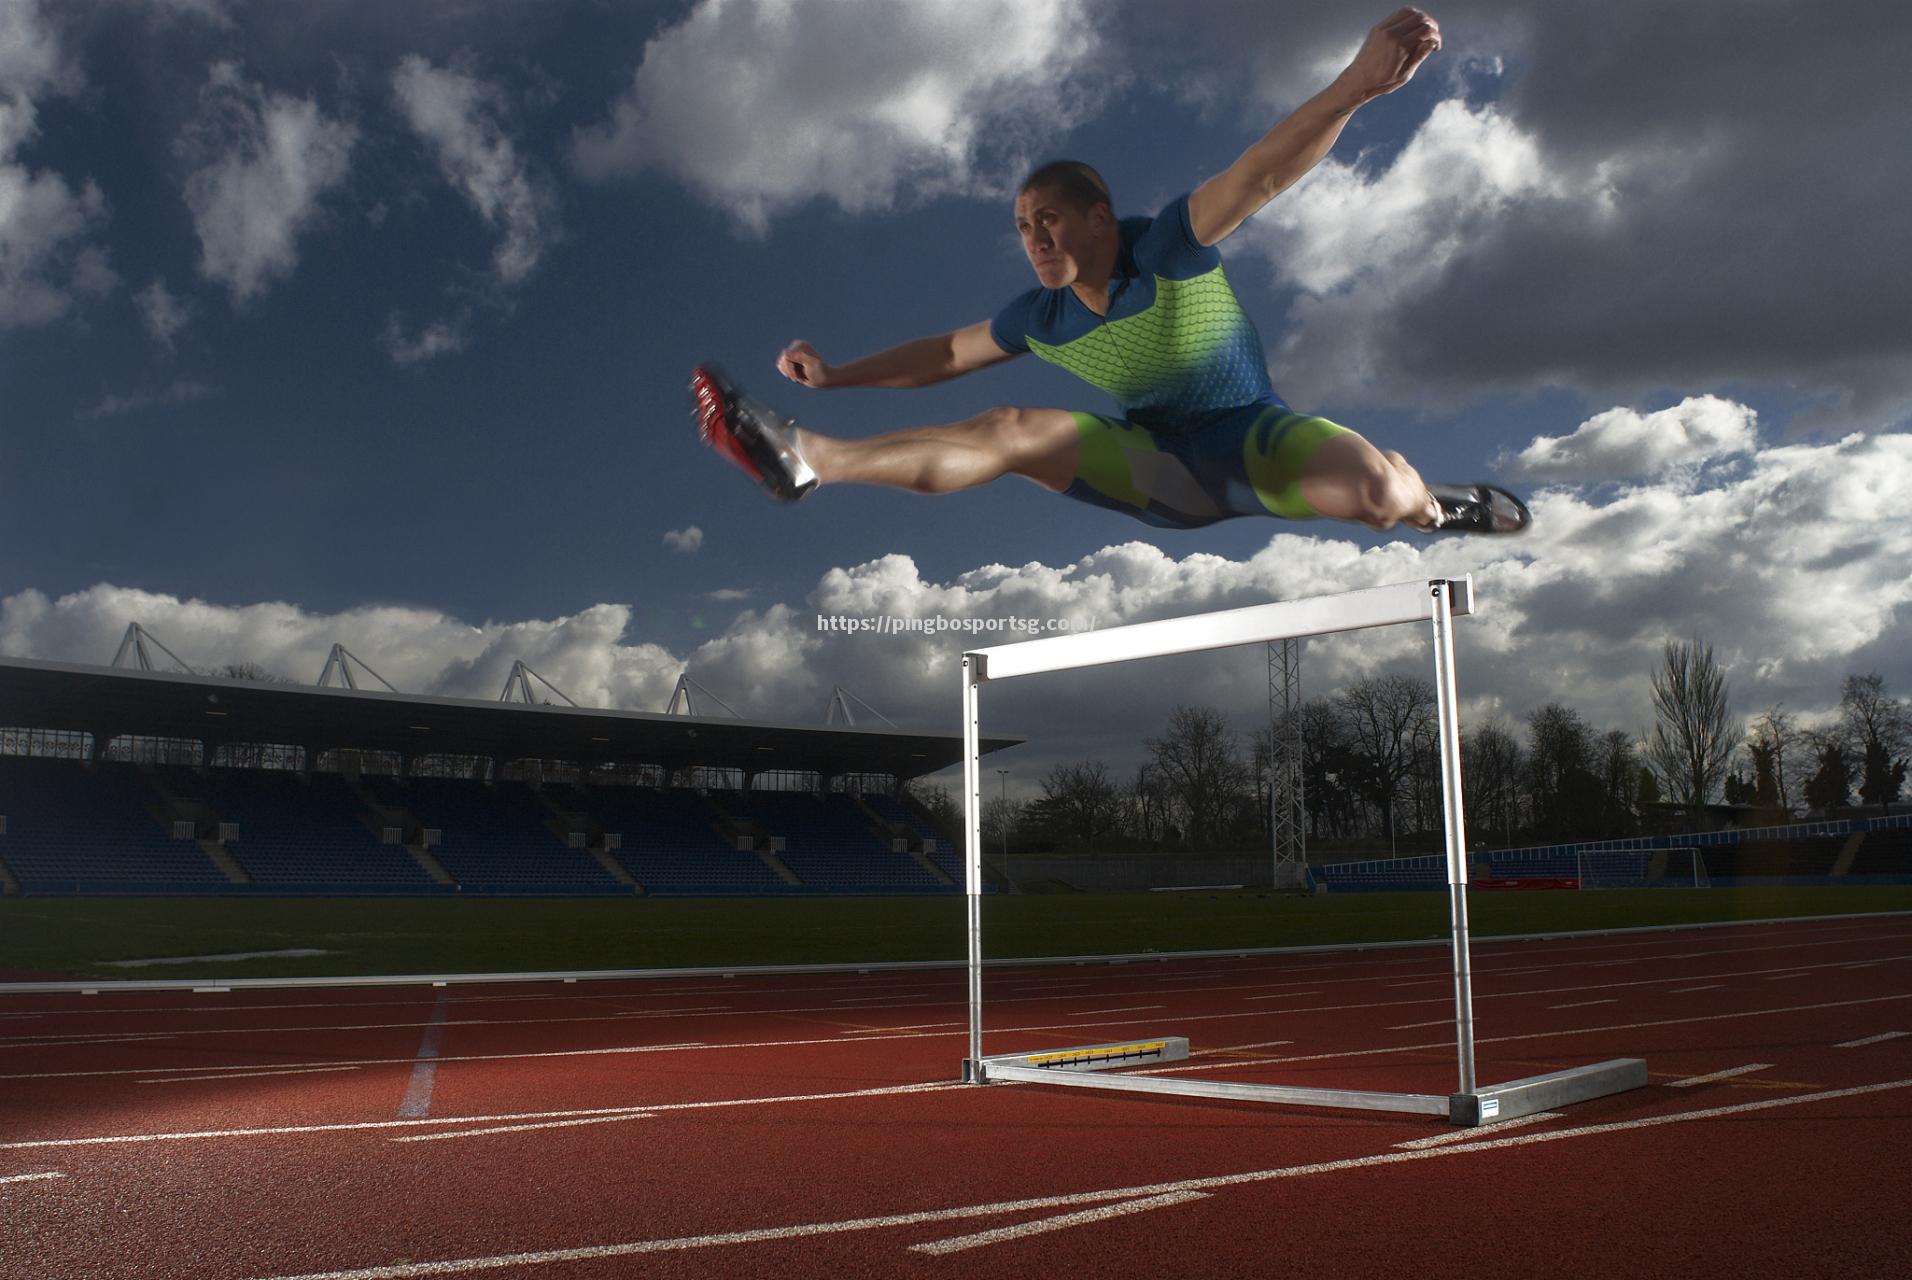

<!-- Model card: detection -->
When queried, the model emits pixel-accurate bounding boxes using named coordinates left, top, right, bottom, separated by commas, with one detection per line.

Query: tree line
left=978, top=642, right=1911, bottom=857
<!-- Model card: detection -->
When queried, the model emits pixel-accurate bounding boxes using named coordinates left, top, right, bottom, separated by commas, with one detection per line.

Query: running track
left=2, top=915, right=1910, bottom=1278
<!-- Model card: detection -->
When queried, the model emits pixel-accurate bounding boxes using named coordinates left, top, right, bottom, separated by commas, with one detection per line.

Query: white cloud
left=0, top=0, right=115, bottom=328
left=662, top=525, right=703, bottom=554
left=78, top=378, right=219, bottom=421
left=1233, top=98, right=1594, bottom=407
left=8, top=419, right=1909, bottom=780
left=1507, top=395, right=1758, bottom=484
left=382, top=311, right=470, bottom=365
left=392, top=56, right=553, bottom=287
left=573, top=0, right=1104, bottom=233
left=136, top=278, right=192, bottom=352
left=0, top=588, right=683, bottom=712
left=181, top=62, right=356, bottom=304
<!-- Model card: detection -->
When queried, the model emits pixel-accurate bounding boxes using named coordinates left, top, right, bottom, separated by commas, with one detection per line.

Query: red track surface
left=3, top=916, right=1910, bottom=1278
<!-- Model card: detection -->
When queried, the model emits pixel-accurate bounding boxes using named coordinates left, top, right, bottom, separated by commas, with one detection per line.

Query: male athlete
left=691, top=7, right=1528, bottom=536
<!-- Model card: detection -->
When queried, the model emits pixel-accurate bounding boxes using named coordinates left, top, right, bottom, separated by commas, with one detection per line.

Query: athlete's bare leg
left=794, top=407, right=1081, bottom=495
left=1298, top=433, right=1440, bottom=530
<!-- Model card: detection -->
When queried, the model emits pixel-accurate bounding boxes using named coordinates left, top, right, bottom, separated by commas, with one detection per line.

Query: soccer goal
left=957, top=577, right=1646, bottom=1127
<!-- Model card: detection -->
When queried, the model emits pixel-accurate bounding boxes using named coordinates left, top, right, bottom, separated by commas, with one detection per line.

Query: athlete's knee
left=1339, top=438, right=1424, bottom=527
left=975, top=406, right=1077, bottom=490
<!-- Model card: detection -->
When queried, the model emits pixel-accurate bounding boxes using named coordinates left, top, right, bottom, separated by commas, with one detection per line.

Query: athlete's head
left=1015, top=160, right=1115, bottom=290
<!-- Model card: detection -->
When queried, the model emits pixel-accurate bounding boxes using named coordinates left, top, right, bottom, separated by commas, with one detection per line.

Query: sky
left=2, top=0, right=1909, bottom=797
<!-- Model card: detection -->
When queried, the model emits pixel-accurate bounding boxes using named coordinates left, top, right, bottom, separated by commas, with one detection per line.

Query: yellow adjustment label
left=1027, top=1041, right=1169, bottom=1067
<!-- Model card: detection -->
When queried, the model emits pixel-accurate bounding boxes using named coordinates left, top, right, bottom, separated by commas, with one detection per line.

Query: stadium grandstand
left=0, top=652, right=1019, bottom=899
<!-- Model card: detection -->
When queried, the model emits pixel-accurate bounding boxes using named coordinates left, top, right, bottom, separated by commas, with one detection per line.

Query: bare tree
left=1645, top=638, right=1742, bottom=811
left=1337, top=675, right=1435, bottom=845
left=1599, top=729, right=1642, bottom=834
left=1841, top=674, right=1910, bottom=814
left=1462, top=718, right=1524, bottom=847
left=1525, top=704, right=1604, bottom=839
left=1127, top=764, right=1173, bottom=846
left=1747, top=705, right=1803, bottom=815
left=1145, top=706, right=1248, bottom=849
left=1033, top=760, right=1122, bottom=851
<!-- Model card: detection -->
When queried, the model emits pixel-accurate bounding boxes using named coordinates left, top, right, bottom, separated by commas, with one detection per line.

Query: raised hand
left=777, top=339, right=833, bottom=388
left=1337, top=7, right=1441, bottom=105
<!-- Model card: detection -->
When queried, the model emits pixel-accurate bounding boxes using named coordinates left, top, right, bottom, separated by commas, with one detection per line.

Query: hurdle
left=958, top=577, right=1646, bottom=1126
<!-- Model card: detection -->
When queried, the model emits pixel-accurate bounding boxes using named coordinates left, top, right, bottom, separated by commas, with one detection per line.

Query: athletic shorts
left=1060, top=403, right=1353, bottom=530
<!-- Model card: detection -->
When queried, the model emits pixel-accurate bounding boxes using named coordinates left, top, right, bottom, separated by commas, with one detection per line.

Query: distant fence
left=1321, top=814, right=1912, bottom=892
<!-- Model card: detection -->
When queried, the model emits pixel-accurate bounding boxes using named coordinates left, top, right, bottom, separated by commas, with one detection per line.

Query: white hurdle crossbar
left=958, top=577, right=1646, bottom=1126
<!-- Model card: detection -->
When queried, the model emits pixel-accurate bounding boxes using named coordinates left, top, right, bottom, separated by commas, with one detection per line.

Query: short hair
left=1019, top=160, right=1112, bottom=215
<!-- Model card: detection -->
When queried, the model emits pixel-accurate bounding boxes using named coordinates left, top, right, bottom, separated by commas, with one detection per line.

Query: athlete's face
left=1015, top=185, right=1110, bottom=289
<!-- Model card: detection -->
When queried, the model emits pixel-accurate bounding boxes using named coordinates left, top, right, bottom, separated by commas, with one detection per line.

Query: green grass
left=4, top=885, right=1909, bottom=981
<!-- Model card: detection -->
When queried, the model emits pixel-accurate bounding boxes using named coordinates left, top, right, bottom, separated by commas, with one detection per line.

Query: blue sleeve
left=1131, top=193, right=1221, bottom=282
left=990, top=289, right=1039, bottom=353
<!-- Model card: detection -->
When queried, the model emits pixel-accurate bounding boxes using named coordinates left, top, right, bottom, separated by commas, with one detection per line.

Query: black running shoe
left=689, top=365, right=818, bottom=502
left=1424, top=484, right=1531, bottom=534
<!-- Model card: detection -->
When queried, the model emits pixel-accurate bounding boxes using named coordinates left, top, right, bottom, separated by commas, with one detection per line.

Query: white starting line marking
left=1392, top=1112, right=1563, bottom=1150
left=1667, top=1063, right=1773, bottom=1088
left=1670, top=985, right=1724, bottom=993
left=0, top=1171, right=66, bottom=1186
left=140, top=1066, right=362, bottom=1085
left=392, top=1113, right=654, bottom=1143
left=908, top=1190, right=1211, bottom=1255
left=1549, top=999, right=1619, bottom=1010
left=232, top=1078, right=1912, bottom=1280
left=1836, top=1031, right=1908, bottom=1048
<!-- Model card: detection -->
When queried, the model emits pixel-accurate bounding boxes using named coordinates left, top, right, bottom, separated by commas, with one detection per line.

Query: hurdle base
left=1447, top=1057, right=1648, bottom=1127
left=975, top=1036, right=1647, bottom=1126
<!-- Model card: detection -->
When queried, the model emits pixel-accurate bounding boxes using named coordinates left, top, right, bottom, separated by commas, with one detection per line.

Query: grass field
left=3, top=885, right=1910, bottom=981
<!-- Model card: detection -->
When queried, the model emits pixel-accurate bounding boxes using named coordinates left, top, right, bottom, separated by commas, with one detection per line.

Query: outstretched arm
left=778, top=321, right=1016, bottom=390
left=1187, top=7, right=1441, bottom=247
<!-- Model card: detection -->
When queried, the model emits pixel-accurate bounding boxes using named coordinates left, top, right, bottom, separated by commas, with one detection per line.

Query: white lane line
left=0, top=1032, right=181, bottom=1047
left=1190, top=1039, right=1294, bottom=1056
left=1243, top=991, right=1322, bottom=1002
left=1392, top=1112, right=1563, bottom=1149
left=392, top=1113, right=653, bottom=1143
left=140, top=1066, right=362, bottom=1085
left=1386, top=980, right=1446, bottom=989
left=1139, top=994, right=1912, bottom=1078
left=1667, top=1063, right=1773, bottom=1088
left=232, top=1078, right=1912, bottom=1280
left=0, top=1171, right=66, bottom=1185
left=1549, top=999, right=1618, bottom=1010
left=1764, top=972, right=1811, bottom=981
left=0, top=1081, right=961, bottom=1151
left=1836, top=1031, right=1908, bottom=1048
left=1670, top=985, right=1724, bottom=993
left=908, top=1191, right=1210, bottom=1255
left=13, top=990, right=1912, bottom=1088
left=1386, top=1018, right=1455, bottom=1031
left=0, top=1041, right=711, bottom=1083
left=1067, top=1006, right=1166, bottom=1017
left=831, top=995, right=931, bottom=1004
left=16, top=938, right=1902, bottom=1043
left=397, top=993, right=450, bottom=1120
left=1845, top=961, right=1883, bottom=970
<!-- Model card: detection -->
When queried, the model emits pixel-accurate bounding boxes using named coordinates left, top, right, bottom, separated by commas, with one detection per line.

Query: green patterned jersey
left=990, top=193, right=1282, bottom=431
